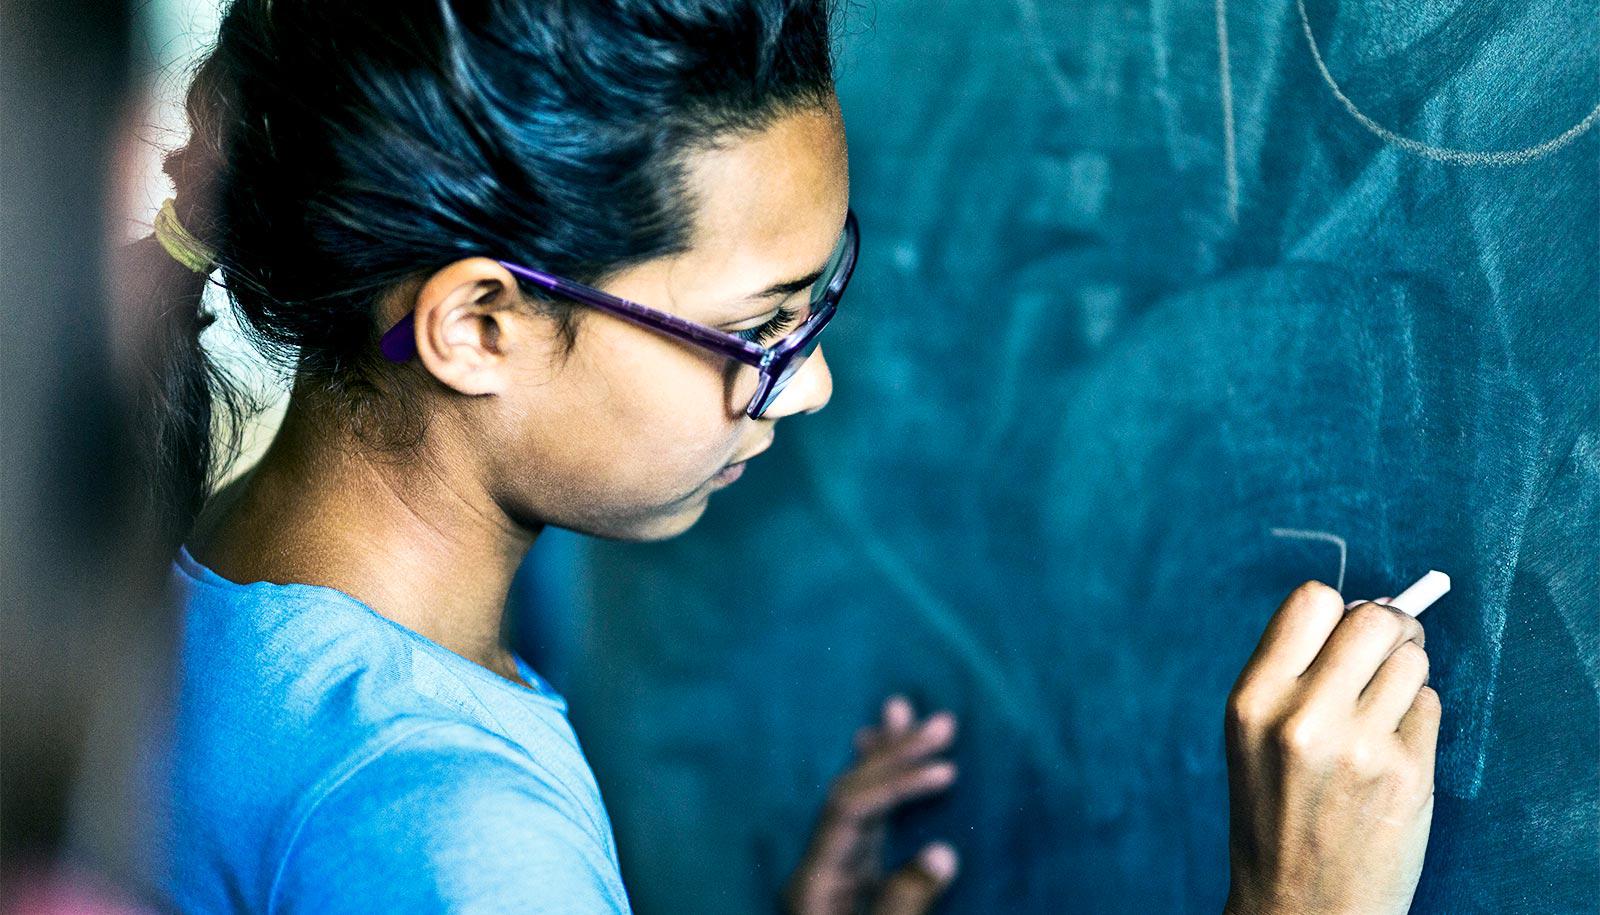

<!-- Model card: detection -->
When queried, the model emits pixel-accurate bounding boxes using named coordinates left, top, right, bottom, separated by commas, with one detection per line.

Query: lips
left=712, top=437, right=772, bottom=487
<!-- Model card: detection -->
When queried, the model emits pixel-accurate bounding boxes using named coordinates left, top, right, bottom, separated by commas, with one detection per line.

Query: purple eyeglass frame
left=379, top=210, right=858, bottom=419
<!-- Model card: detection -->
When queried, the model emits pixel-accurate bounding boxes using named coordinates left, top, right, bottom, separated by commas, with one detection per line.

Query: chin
left=632, top=498, right=712, bottom=541
left=577, top=494, right=711, bottom=543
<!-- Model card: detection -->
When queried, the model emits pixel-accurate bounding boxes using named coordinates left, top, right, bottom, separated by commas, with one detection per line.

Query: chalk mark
left=1015, top=0, right=1082, bottom=111
left=1215, top=0, right=1240, bottom=221
left=797, top=434, right=1063, bottom=771
left=1296, top=0, right=1600, bottom=167
left=1270, top=527, right=1348, bottom=592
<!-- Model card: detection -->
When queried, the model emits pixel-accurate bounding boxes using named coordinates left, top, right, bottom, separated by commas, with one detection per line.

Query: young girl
left=127, top=1, right=1442, bottom=912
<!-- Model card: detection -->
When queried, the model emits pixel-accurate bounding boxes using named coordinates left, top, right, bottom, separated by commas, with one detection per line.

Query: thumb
left=869, top=843, right=958, bottom=915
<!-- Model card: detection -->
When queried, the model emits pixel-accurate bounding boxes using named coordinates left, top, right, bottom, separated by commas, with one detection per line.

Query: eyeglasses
left=380, top=210, right=858, bottom=419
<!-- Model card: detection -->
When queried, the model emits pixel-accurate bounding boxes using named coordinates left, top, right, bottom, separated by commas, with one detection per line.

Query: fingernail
left=920, top=842, right=958, bottom=881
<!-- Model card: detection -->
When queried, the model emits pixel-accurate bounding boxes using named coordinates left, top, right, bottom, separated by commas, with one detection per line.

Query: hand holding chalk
left=1224, top=581, right=1440, bottom=915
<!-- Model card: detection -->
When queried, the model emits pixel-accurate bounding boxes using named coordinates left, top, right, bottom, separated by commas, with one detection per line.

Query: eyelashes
left=735, top=304, right=799, bottom=345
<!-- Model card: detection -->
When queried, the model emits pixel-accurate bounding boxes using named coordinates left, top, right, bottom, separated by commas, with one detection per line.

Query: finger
left=1360, top=640, right=1430, bottom=729
left=1344, top=596, right=1394, bottom=610
left=1304, top=602, right=1425, bottom=701
left=1240, top=581, right=1347, bottom=683
left=831, top=762, right=957, bottom=823
left=852, top=717, right=956, bottom=786
left=884, top=695, right=914, bottom=736
left=869, top=843, right=958, bottom=915
left=858, top=696, right=919, bottom=756
left=869, top=712, right=956, bottom=768
left=1398, top=685, right=1441, bottom=762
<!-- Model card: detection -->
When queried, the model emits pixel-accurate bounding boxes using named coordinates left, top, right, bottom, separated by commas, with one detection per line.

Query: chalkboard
left=556, top=1, right=1599, bottom=911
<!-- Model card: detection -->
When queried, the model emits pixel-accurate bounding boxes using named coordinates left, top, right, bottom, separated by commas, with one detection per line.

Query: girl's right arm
left=1223, top=581, right=1440, bottom=915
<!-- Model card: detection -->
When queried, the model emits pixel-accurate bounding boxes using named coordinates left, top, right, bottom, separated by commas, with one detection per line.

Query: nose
left=764, top=346, right=833, bottom=418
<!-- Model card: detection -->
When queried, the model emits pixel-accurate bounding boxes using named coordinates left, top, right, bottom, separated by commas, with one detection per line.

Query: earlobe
left=410, top=257, right=523, bottom=396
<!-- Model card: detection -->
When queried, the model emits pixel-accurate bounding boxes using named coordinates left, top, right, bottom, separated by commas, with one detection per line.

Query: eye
left=733, top=304, right=799, bottom=345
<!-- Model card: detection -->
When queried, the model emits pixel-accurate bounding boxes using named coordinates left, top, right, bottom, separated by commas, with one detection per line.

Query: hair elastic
left=154, top=197, right=217, bottom=273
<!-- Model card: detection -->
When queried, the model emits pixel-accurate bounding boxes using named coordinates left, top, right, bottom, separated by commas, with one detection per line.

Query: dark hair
left=131, top=0, right=839, bottom=552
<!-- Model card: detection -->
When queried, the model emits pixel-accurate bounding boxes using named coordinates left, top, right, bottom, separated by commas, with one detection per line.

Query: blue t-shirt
left=137, top=547, right=632, bottom=913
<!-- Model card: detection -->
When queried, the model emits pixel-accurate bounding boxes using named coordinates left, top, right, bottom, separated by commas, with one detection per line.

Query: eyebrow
left=719, top=218, right=849, bottom=315
left=746, top=267, right=826, bottom=304
left=717, top=259, right=830, bottom=319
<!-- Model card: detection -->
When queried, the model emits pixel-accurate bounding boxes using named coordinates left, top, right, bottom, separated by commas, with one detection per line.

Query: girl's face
left=458, top=103, right=850, bottom=541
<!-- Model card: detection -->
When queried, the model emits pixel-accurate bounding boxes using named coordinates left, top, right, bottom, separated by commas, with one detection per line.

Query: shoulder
left=268, top=721, right=630, bottom=915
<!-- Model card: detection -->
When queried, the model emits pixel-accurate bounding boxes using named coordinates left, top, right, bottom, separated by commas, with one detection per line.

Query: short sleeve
left=268, top=723, right=630, bottom=914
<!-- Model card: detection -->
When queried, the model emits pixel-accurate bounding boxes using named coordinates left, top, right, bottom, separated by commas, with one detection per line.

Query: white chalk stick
left=1387, top=570, right=1451, bottom=617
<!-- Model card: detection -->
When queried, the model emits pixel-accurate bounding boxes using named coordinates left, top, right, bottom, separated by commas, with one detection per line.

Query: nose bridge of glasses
left=757, top=340, right=830, bottom=417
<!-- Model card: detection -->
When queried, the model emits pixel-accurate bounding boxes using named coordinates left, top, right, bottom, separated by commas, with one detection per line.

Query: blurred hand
left=783, top=696, right=959, bottom=915
left=1224, top=581, right=1440, bottom=915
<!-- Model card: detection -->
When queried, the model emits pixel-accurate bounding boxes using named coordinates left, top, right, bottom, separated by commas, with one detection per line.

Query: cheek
left=489, top=329, right=747, bottom=530
left=612, top=349, right=744, bottom=475
left=598, top=324, right=746, bottom=452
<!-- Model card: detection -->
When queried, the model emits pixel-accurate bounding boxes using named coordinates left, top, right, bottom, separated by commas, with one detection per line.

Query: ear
left=407, top=257, right=534, bottom=396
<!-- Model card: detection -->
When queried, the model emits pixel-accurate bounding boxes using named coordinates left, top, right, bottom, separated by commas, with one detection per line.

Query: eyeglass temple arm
left=380, top=209, right=855, bottom=366
left=498, top=262, right=769, bottom=367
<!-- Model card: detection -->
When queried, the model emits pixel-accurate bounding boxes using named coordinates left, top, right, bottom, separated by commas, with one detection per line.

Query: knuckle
left=1336, top=738, right=1386, bottom=780
left=1274, top=712, right=1325, bottom=758
left=1285, top=580, right=1342, bottom=617
left=1399, top=614, right=1425, bottom=645
left=1414, top=685, right=1442, bottom=713
left=1395, top=761, right=1434, bottom=800
left=1374, top=751, right=1433, bottom=802
left=1348, top=602, right=1398, bottom=637
left=1225, top=686, right=1267, bottom=732
left=1291, top=579, right=1339, bottom=603
left=1392, top=641, right=1430, bottom=679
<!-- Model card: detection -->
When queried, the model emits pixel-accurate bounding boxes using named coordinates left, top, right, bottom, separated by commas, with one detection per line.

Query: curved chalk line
left=1296, top=0, right=1600, bottom=167
left=1270, top=527, right=1348, bottom=592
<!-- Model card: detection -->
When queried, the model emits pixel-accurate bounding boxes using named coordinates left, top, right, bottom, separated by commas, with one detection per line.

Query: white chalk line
left=1027, top=0, right=1242, bottom=219
left=1216, top=0, right=1240, bottom=221
left=797, top=435, right=1065, bottom=770
left=1296, top=0, right=1600, bottom=167
left=1270, top=527, right=1348, bottom=592
left=1015, top=0, right=1082, bottom=111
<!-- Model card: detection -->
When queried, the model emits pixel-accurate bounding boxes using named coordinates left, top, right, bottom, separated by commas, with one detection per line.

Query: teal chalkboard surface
left=558, top=1, right=1599, bottom=911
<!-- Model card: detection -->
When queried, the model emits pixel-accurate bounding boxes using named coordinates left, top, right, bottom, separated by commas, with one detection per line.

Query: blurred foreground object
left=2, top=0, right=164, bottom=910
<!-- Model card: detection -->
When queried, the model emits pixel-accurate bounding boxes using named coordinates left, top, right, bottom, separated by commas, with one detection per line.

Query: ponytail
left=125, top=232, right=242, bottom=556
left=128, top=46, right=248, bottom=555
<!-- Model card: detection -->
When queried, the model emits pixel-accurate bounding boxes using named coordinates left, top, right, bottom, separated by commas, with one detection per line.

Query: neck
left=190, top=395, right=540, bottom=682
